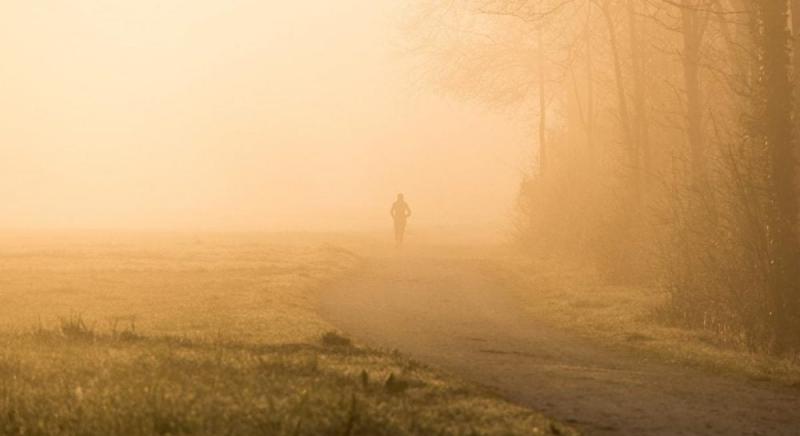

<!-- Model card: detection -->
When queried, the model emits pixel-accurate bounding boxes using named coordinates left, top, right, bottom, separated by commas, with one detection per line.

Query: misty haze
left=2, top=1, right=800, bottom=435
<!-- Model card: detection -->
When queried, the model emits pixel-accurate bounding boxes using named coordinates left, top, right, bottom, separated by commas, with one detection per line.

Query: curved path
left=319, top=249, right=800, bottom=435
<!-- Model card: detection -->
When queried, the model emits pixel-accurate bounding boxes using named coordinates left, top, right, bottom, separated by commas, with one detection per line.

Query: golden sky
left=0, top=1, right=528, bottom=231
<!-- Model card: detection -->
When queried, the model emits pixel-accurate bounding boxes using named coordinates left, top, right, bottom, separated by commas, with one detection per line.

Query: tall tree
left=793, top=0, right=800, bottom=157
left=628, top=0, right=651, bottom=179
left=680, top=0, right=712, bottom=197
left=538, top=27, right=548, bottom=175
left=757, top=0, right=799, bottom=351
left=601, top=2, right=640, bottom=200
left=585, top=4, right=596, bottom=154
left=794, top=1, right=800, bottom=84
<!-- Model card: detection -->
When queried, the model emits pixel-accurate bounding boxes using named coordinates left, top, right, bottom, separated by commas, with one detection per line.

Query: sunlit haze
left=3, top=1, right=800, bottom=434
left=0, top=1, right=528, bottom=231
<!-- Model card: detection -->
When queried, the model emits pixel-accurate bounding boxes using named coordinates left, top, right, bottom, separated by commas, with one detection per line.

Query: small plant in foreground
left=384, top=373, right=409, bottom=394
left=109, top=315, right=141, bottom=341
left=321, top=331, right=352, bottom=347
left=59, top=313, right=95, bottom=340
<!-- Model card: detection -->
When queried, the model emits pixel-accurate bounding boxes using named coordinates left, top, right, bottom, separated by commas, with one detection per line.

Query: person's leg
left=396, top=220, right=406, bottom=245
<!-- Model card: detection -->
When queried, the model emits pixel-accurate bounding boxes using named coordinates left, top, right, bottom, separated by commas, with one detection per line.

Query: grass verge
left=0, top=327, right=571, bottom=435
left=487, top=256, right=800, bottom=388
left=0, top=233, right=572, bottom=435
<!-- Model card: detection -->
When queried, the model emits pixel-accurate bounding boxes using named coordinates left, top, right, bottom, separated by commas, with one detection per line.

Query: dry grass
left=488, top=256, right=800, bottom=387
left=0, top=232, right=356, bottom=343
left=0, top=330, right=566, bottom=435
left=0, top=232, right=570, bottom=435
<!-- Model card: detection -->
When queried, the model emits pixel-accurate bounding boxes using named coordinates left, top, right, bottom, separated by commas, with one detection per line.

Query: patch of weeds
left=321, top=331, right=352, bottom=348
left=109, top=316, right=142, bottom=342
left=402, top=358, right=425, bottom=372
left=384, top=373, right=410, bottom=394
left=59, top=313, right=95, bottom=340
left=341, top=394, right=358, bottom=436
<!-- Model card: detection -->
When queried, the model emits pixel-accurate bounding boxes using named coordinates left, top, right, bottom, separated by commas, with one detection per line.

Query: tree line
left=413, top=0, right=800, bottom=354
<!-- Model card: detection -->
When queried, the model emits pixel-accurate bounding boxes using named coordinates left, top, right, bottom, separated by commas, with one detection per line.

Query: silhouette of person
left=390, top=193, right=411, bottom=246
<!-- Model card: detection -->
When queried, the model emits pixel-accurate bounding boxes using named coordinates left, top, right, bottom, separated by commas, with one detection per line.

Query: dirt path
left=319, top=249, right=800, bottom=435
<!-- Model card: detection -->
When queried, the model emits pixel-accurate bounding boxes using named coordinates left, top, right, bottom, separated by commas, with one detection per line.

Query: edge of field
left=483, top=255, right=800, bottom=389
left=0, top=234, right=576, bottom=435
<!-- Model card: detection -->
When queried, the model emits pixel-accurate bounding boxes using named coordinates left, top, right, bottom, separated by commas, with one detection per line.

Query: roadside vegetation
left=486, top=257, right=800, bottom=387
left=0, top=232, right=571, bottom=435
left=413, top=1, right=800, bottom=358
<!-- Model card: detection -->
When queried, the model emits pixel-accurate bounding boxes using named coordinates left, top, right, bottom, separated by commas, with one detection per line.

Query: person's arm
left=406, top=205, right=412, bottom=218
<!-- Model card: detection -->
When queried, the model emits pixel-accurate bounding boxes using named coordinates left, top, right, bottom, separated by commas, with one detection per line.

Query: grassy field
left=0, top=232, right=570, bottom=435
left=488, top=256, right=800, bottom=387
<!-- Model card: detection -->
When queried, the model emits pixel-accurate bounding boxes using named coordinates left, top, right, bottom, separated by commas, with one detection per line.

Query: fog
left=3, top=2, right=800, bottom=433
left=0, top=1, right=528, bottom=232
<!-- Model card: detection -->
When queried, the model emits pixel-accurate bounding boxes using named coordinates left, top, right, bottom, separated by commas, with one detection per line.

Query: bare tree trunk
left=794, top=1, right=800, bottom=99
left=602, top=3, right=639, bottom=200
left=538, top=27, right=547, bottom=176
left=793, top=1, right=800, bottom=93
left=758, top=0, right=799, bottom=352
left=717, top=0, right=756, bottom=96
left=680, top=0, right=711, bottom=198
left=586, top=3, right=595, bottom=153
left=628, top=0, right=650, bottom=182
left=792, top=0, right=800, bottom=191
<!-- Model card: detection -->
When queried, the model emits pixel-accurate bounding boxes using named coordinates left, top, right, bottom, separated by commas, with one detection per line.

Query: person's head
left=397, top=193, right=404, bottom=201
